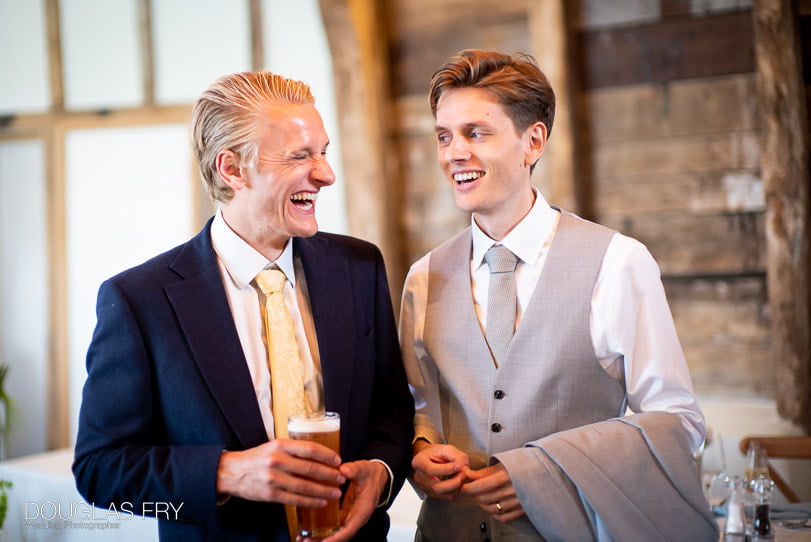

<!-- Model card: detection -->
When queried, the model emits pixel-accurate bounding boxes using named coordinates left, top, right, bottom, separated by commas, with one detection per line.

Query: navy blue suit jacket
left=73, top=219, right=414, bottom=541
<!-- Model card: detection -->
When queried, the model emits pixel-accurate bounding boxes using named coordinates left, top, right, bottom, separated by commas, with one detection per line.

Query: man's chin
left=453, top=194, right=479, bottom=214
left=292, top=222, right=320, bottom=238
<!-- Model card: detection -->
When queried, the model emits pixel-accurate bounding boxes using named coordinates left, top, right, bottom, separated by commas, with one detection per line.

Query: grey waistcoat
left=418, top=210, right=627, bottom=542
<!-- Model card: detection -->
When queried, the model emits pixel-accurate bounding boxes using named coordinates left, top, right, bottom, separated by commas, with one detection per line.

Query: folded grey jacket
left=494, top=411, right=720, bottom=542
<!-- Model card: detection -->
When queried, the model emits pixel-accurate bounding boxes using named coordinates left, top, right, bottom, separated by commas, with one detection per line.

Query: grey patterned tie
left=485, top=245, right=519, bottom=366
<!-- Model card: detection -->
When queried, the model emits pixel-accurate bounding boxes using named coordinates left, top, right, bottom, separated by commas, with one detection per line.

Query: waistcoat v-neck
left=418, top=210, right=627, bottom=541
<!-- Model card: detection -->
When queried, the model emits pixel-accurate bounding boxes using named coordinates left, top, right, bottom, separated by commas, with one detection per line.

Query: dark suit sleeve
left=72, top=279, right=223, bottom=523
left=360, top=247, right=415, bottom=504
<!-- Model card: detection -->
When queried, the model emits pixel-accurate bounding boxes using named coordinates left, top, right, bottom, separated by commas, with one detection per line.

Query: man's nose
left=313, top=156, right=336, bottom=186
left=444, top=137, right=471, bottom=162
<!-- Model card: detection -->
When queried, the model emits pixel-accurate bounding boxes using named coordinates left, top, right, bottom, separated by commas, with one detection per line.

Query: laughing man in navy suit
left=73, top=72, right=414, bottom=542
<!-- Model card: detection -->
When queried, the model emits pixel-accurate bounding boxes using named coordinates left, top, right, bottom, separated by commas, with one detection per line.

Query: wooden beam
left=530, top=0, right=582, bottom=214
left=318, top=0, right=405, bottom=289
left=42, top=0, right=68, bottom=449
left=45, top=120, right=69, bottom=450
left=753, top=0, right=811, bottom=432
left=249, top=0, right=265, bottom=71
left=44, top=0, right=64, bottom=112
left=137, top=0, right=155, bottom=105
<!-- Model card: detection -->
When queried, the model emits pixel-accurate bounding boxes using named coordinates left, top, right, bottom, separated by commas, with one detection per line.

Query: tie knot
left=485, top=245, right=518, bottom=274
left=255, top=268, right=287, bottom=295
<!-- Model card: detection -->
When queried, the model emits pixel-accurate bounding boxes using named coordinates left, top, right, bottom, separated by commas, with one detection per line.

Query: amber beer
left=288, top=412, right=341, bottom=538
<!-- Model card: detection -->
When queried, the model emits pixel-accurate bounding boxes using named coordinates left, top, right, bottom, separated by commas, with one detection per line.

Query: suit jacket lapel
left=165, top=221, right=268, bottom=449
left=296, top=235, right=355, bottom=417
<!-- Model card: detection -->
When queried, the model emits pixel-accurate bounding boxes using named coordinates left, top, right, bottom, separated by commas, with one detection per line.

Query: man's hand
left=216, top=439, right=344, bottom=508
left=411, top=440, right=470, bottom=501
left=298, top=460, right=388, bottom=542
left=462, top=463, right=525, bottom=523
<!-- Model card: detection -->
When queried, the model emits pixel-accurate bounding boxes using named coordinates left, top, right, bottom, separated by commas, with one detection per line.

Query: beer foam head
left=288, top=413, right=340, bottom=433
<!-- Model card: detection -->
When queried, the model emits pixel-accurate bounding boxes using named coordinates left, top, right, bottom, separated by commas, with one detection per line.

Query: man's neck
left=220, top=207, right=288, bottom=262
left=473, top=189, right=536, bottom=241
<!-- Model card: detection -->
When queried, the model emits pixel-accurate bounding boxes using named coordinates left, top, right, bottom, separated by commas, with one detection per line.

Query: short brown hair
left=191, top=72, right=315, bottom=203
left=429, top=49, right=555, bottom=138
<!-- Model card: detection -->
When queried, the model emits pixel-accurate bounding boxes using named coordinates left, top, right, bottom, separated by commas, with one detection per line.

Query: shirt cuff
left=368, top=459, right=394, bottom=508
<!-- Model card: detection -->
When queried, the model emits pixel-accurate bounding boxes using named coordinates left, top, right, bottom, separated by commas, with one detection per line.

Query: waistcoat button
left=491, top=423, right=502, bottom=433
left=493, top=390, right=505, bottom=399
left=480, top=522, right=487, bottom=532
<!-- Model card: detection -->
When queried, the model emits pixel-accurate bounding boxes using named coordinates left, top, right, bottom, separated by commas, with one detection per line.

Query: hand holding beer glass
left=288, top=412, right=342, bottom=538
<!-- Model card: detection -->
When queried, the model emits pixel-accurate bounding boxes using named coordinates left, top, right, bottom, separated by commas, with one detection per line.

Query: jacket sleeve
left=361, top=246, right=415, bottom=504
left=72, top=279, right=223, bottom=524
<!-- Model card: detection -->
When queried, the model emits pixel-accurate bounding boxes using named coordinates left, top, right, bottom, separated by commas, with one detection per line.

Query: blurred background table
left=0, top=448, right=158, bottom=541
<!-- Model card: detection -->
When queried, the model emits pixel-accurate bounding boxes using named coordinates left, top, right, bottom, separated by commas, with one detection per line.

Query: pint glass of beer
left=287, top=412, right=342, bottom=538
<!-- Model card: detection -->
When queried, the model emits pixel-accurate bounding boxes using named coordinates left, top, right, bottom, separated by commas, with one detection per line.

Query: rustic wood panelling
left=666, top=275, right=772, bottom=395
left=389, top=3, right=529, bottom=96
left=578, top=10, right=755, bottom=88
left=602, top=211, right=765, bottom=276
left=395, top=95, right=468, bottom=263
left=594, top=170, right=763, bottom=217
left=582, top=74, right=757, bottom=144
left=388, top=0, right=527, bottom=35
left=572, top=3, right=779, bottom=403
left=575, top=0, right=660, bottom=29
left=592, top=132, right=759, bottom=178
left=392, top=17, right=530, bottom=96
left=661, top=0, right=753, bottom=18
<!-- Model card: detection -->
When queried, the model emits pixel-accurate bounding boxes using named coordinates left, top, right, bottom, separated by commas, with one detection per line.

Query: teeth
left=453, top=172, right=483, bottom=182
left=290, top=192, right=318, bottom=202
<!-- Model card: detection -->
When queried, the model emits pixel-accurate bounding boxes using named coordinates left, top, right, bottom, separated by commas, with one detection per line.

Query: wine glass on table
left=701, top=427, right=730, bottom=512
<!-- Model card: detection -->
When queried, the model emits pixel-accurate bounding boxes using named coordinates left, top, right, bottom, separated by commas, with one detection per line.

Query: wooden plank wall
left=387, top=0, right=783, bottom=398
left=574, top=1, right=771, bottom=396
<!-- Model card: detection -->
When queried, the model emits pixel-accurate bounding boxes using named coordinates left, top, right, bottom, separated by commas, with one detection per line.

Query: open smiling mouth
left=453, top=171, right=484, bottom=185
left=290, top=192, right=317, bottom=211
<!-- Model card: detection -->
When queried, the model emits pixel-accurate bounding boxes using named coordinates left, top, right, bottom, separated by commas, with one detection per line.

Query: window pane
left=60, top=0, right=143, bottom=110
left=0, top=139, right=49, bottom=457
left=263, top=0, right=347, bottom=234
left=152, top=0, right=251, bottom=105
left=0, top=1, right=50, bottom=114
left=65, top=124, right=194, bottom=439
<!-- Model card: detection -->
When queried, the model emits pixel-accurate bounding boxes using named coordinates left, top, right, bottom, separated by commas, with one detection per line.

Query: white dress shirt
left=210, top=210, right=323, bottom=439
left=401, top=188, right=706, bottom=453
left=210, top=210, right=395, bottom=505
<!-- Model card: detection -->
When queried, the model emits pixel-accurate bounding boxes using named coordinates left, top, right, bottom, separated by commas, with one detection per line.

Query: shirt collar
left=471, top=187, right=560, bottom=269
left=211, top=209, right=296, bottom=289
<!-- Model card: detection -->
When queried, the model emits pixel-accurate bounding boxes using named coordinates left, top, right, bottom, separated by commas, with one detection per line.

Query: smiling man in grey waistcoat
left=398, top=49, right=718, bottom=541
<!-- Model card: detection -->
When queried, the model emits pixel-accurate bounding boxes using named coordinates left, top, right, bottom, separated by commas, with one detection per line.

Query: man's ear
left=216, top=150, right=246, bottom=190
left=524, top=121, right=547, bottom=167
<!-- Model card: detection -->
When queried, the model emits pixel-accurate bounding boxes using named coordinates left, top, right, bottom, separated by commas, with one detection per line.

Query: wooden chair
left=738, top=436, right=811, bottom=503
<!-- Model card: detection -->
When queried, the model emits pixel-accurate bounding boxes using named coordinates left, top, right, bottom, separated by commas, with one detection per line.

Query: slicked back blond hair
left=191, top=72, right=315, bottom=203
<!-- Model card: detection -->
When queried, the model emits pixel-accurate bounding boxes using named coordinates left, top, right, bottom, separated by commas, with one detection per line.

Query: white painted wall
left=65, top=124, right=195, bottom=443
left=61, top=0, right=143, bottom=109
left=0, top=140, right=49, bottom=458
left=0, top=0, right=50, bottom=114
left=152, top=0, right=252, bottom=104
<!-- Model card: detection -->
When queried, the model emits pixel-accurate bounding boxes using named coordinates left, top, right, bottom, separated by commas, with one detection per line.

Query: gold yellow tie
left=255, top=268, right=309, bottom=540
left=255, top=268, right=309, bottom=439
